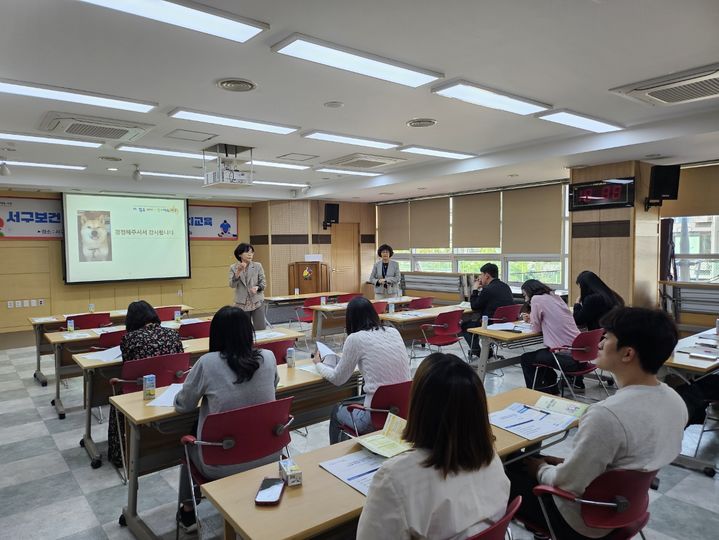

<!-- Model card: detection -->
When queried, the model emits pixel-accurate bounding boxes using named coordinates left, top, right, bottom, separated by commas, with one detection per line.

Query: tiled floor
left=0, top=328, right=717, bottom=539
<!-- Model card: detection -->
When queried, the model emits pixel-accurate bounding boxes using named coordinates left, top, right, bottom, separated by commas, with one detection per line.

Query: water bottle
left=286, top=347, right=296, bottom=368
left=67, top=319, right=75, bottom=332
left=389, top=302, right=395, bottom=314
left=294, top=288, right=300, bottom=295
left=481, top=315, right=489, bottom=329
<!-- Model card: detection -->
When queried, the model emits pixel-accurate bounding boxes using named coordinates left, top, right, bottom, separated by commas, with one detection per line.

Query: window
left=394, top=258, right=412, bottom=272
left=415, top=259, right=452, bottom=272
left=507, top=260, right=563, bottom=286
left=457, top=259, right=501, bottom=273
left=673, top=215, right=719, bottom=282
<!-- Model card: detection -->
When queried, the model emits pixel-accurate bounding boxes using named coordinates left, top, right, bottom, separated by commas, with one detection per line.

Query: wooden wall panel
left=250, top=202, right=270, bottom=236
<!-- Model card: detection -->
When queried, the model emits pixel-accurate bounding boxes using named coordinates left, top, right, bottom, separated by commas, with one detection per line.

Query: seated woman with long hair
left=174, top=306, right=279, bottom=532
left=357, top=353, right=510, bottom=540
left=574, top=270, right=624, bottom=330
left=313, top=296, right=411, bottom=444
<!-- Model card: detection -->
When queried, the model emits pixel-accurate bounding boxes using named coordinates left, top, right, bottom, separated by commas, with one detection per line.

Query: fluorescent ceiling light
left=304, top=131, right=399, bottom=150
left=117, top=145, right=215, bottom=160
left=0, top=132, right=103, bottom=148
left=399, top=146, right=474, bottom=160
left=605, top=178, right=634, bottom=184
left=0, top=78, right=156, bottom=113
left=253, top=180, right=310, bottom=187
left=247, top=160, right=310, bottom=171
left=538, top=110, right=622, bottom=133
left=432, top=80, right=549, bottom=115
left=170, top=109, right=298, bottom=135
left=272, top=33, right=442, bottom=88
left=316, top=168, right=382, bottom=177
left=140, top=171, right=204, bottom=179
left=681, top=160, right=719, bottom=169
left=5, top=160, right=86, bottom=170
left=77, top=0, right=268, bottom=43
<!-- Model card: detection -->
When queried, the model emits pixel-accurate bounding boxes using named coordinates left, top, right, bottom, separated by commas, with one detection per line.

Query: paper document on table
left=297, top=363, right=320, bottom=374
left=254, top=330, right=287, bottom=340
left=535, top=396, right=588, bottom=418
left=319, top=449, right=386, bottom=496
left=178, top=318, right=205, bottom=325
left=357, top=413, right=412, bottom=458
left=459, top=301, right=471, bottom=309
left=32, top=316, right=58, bottom=323
left=146, top=383, right=183, bottom=407
left=490, top=402, right=575, bottom=440
left=94, top=326, right=122, bottom=335
left=514, top=322, right=534, bottom=333
left=392, top=311, right=424, bottom=319
left=83, top=345, right=122, bottom=362
left=62, top=332, right=93, bottom=340
left=677, top=345, right=719, bottom=360
left=317, top=341, right=340, bottom=368
left=488, top=322, right=515, bottom=331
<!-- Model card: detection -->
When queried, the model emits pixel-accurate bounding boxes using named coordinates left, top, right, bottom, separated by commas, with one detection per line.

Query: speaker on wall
left=645, top=165, right=680, bottom=210
left=323, top=203, right=339, bottom=230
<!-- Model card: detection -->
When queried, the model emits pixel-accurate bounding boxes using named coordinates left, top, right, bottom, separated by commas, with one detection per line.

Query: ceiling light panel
left=399, top=146, right=474, bottom=160
left=253, top=180, right=310, bottom=187
left=247, top=160, right=310, bottom=170
left=117, top=145, right=216, bottom=160
left=315, top=168, right=382, bottom=177
left=170, top=109, right=298, bottom=135
left=5, top=160, right=86, bottom=170
left=0, top=78, right=156, bottom=113
left=77, top=0, right=268, bottom=43
left=0, top=132, right=103, bottom=148
left=304, top=131, right=400, bottom=150
left=537, top=110, right=622, bottom=133
left=432, top=80, right=549, bottom=115
left=140, top=171, right=204, bottom=179
left=272, top=33, right=442, bottom=88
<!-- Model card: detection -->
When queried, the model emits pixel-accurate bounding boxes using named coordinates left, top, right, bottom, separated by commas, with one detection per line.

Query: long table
left=72, top=327, right=303, bottom=469
left=265, top=291, right=348, bottom=306
left=310, top=296, right=418, bottom=339
left=202, top=387, right=579, bottom=540
left=28, top=304, right=193, bottom=387
left=380, top=304, right=473, bottom=342
left=110, top=358, right=362, bottom=540
left=664, top=328, right=719, bottom=382
left=468, top=325, right=543, bottom=381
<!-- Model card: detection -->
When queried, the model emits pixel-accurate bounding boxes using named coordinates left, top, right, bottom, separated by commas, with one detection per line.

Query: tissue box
left=279, top=458, right=302, bottom=486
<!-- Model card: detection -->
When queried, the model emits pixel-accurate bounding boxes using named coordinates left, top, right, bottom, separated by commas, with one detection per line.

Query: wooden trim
left=360, top=234, right=376, bottom=244
left=271, top=234, right=309, bottom=245
left=571, top=220, right=631, bottom=238
left=311, top=234, right=331, bottom=245
left=249, top=235, right=269, bottom=245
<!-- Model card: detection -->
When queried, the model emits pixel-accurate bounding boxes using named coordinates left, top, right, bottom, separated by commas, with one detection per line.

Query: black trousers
left=520, top=348, right=583, bottom=391
left=461, top=319, right=483, bottom=356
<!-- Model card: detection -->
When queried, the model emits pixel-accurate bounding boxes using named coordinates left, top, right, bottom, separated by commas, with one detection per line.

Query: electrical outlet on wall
left=22, top=300, right=30, bottom=307
left=177, top=289, right=183, bottom=297
left=14, top=300, right=22, bottom=308
left=38, top=298, right=45, bottom=305
left=6, top=301, right=13, bottom=309
left=30, top=299, right=37, bottom=307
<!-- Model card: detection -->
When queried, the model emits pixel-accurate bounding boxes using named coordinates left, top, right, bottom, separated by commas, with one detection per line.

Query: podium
left=288, top=262, right=330, bottom=295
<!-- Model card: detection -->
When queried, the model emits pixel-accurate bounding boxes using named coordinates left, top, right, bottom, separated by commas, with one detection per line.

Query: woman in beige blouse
left=228, top=243, right=267, bottom=330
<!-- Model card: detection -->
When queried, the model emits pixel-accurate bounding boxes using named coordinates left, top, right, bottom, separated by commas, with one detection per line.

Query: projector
left=204, top=166, right=253, bottom=187
left=201, top=143, right=254, bottom=188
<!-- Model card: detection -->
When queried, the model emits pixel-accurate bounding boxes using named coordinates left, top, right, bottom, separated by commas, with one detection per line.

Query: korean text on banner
left=0, top=197, right=63, bottom=239
left=187, top=205, right=237, bottom=239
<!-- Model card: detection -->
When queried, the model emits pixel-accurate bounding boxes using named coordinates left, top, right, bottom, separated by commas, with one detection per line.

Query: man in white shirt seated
left=507, top=307, right=688, bottom=539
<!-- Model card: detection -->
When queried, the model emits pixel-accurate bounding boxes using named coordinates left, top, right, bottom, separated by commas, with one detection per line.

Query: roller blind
left=453, top=192, right=501, bottom=248
left=409, top=198, right=450, bottom=248
left=661, top=166, right=719, bottom=218
left=503, top=185, right=563, bottom=254
left=377, top=203, right=409, bottom=249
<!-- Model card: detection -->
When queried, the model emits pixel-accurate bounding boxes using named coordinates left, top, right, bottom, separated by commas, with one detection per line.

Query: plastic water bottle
left=286, top=347, right=295, bottom=368
left=389, top=302, right=395, bottom=314
left=294, top=288, right=300, bottom=296
left=481, top=315, right=489, bottom=329
left=67, top=319, right=75, bottom=332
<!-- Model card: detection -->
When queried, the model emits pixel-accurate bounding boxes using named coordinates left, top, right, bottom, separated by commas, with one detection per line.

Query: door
left=330, top=223, right=360, bottom=292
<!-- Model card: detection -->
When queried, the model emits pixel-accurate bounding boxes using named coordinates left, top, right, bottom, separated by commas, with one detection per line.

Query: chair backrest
left=69, top=312, right=111, bottom=330
left=372, top=301, right=388, bottom=315
left=338, top=293, right=362, bottom=303
left=155, top=306, right=182, bottom=322
left=301, top=296, right=323, bottom=316
left=117, top=352, right=190, bottom=394
left=199, top=397, right=294, bottom=466
left=368, top=380, right=412, bottom=430
left=258, top=339, right=295, bottom=365
left=433, top=309, right=464, bottom=336
left=571, top=328, right=605, bottom=363
left=492, top=303, right=522, bottom=323
left=469, top=496, right=522, bottom=540
left=408, top=297, right=433, bottom=310
left=179, top=320, right=211, bottom=339
left=98, top=329, right=126, bottom=348
left=580, top=469, right=657, bottom=529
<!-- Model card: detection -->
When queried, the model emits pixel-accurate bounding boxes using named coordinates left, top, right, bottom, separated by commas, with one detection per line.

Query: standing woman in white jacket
left=368, top=244, right=402, bottom=299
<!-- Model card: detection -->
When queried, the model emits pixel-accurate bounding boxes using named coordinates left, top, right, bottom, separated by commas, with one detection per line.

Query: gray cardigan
left=368, top=259, right=402, bottom=296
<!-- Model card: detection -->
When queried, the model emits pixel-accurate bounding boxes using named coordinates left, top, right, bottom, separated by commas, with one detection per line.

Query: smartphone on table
left=255, top=477, right=285, bottom=506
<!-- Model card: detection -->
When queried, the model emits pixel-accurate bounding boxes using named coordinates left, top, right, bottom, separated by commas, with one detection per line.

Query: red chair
left=338, top=293, right=363, bottom=303
left=411, top=309, right=467, bottom=361
left=259, top=339, right=295, bottom=365
left=155, top=306, right=182, bottom=322
left=490, top=303, right=522, bottom=323
left=294, top=296, right=322, bottom=328
left=92, top=329, right=126, bottom=349
left=531, top=328, right=609, bottom=400
left=372, top=301, right=388, bottom=315
left=339, top=381, right=412, bottom=439
left=64, top=312, right=112, bottom=330
left=468, top=496, right=522, bottom=540
left=532, top=470, right=657, bottom=540
left=109, top=352, right=191, bottom=481
left=178, top=397, right=294, bottom=537
left=405, top=297, right=433, bottom=310
left=179, top=320, right=211, bottom=340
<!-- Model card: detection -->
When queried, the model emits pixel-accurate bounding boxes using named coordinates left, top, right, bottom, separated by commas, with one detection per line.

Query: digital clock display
left=569, top=178, right=635, bottom=211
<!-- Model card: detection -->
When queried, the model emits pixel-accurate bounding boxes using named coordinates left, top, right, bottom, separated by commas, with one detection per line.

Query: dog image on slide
left=77, top=211, right=112, bottom=262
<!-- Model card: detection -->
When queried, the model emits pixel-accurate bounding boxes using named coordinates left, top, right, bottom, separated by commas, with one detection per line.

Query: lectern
left=288, top=262, right=330, bottom=295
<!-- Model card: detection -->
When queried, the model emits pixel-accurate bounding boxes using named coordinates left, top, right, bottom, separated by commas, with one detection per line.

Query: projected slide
left=63, top=193, right=190, bottom=284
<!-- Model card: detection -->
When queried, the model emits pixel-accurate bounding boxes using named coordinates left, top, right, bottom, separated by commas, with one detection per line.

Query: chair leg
left=532, top=366, right=539, bottom=390
left=694, top=413, right=710, bottom=457
left=92, top=405, right=104, bottom=424
left=552, top=353, right=576, bottom=401
left=456, top=340, right=468, bottom=362
left=184, top=446, right=203, bottom=539
left=536, top=495, right=558, bottom=540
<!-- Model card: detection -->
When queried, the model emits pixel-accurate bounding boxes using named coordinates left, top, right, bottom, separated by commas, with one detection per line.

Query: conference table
left=664, top=328, right=719, bottom=383
left=110, top=358, right=362, bottom=540
left=27, top=304, right=193, bottom=387
left=468, top=325, right=543, bottom=381
left=380, top=304, right=473, bottom=342
left=202, top=387, right=580, bottom=540
left=310, top=296, right=419, bottom=339
left=72, top=327, right=303, bottom=469
left=265, top=291, right=349, bottom=307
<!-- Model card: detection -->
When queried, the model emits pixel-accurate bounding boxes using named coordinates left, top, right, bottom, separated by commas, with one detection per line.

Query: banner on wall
left=187, top=205, right=238, bottom=240
left=0, top=197, right=63, bottom=239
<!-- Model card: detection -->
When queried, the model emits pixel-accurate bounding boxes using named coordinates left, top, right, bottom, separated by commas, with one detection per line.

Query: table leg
left=223, top=519, right=236, bottom=540
left=475, top=336, right=492, bottom=382
left=121, top=421, right=159, bottom=539
left=81, top=367, right=102, bottom=468
left=51, top=344, right=66, bottom=419
left=313, top=312, right=324, bottom=339
left=33, top=324, right=48, bottom=387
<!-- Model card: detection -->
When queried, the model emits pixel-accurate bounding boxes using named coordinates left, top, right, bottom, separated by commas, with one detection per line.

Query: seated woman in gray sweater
left=174, top=306, right=279, bottom=533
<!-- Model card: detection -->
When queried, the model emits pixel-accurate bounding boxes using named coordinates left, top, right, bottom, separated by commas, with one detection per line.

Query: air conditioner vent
left=323, top=153, right=406, bottom=169
left=39, top=111, right=154, bottom=141
left=610, top=63, right=719, bottom=105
